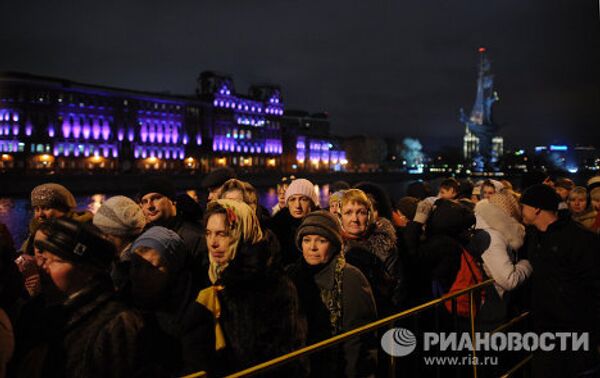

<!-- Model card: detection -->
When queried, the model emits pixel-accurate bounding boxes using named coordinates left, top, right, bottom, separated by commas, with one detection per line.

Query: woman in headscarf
left=287, top=211, right=377, bottom=377
left=197, top=199, right=306, bottom=376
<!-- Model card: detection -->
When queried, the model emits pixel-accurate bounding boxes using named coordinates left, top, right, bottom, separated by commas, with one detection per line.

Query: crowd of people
left=0, top=170, right=599, bottom=377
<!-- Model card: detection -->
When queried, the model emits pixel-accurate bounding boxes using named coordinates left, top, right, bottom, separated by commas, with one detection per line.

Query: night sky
left=1, top=0, right=598, bottom=150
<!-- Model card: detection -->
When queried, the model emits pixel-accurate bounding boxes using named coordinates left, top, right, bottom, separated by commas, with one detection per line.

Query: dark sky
left=1, top=0, right=599, bottom=150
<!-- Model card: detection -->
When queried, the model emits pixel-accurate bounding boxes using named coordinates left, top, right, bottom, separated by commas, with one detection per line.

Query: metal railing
left=184, top=279, right=533, bottom=378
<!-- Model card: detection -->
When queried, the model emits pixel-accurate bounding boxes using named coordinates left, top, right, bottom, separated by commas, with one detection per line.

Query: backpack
left=443, top=248, right=485, bottom=318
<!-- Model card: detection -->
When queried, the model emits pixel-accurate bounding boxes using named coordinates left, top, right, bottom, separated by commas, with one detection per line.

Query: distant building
left=280, top=110, right=346, bottom=172
left=0, top=71, right=346, bottom=173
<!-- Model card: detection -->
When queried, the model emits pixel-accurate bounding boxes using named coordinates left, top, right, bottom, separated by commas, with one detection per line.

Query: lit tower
left=460, top=47, right=503, bottom=170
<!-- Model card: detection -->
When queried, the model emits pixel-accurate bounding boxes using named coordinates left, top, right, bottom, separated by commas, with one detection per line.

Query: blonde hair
left=568, top=186, right=588, bottom=201
left=340, top=189, right=375, bottom=224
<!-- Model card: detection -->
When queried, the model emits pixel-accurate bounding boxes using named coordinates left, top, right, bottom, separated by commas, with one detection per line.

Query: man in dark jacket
left=138, top=177, right=208, bottom=289
left=521, top=184, right=600, bottom=377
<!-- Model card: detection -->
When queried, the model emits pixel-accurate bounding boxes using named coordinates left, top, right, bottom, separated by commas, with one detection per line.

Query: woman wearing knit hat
left=197, top=199, right=306, bottom=376
left=267, top=178, right=320, bottom=267
left=20, top=183, right=93, bottom=256
left=287, top=210, right=377, bottom=377
left=127, top=226, right=215, bottom=376
left=338, top=189, right=405, bottom=315
left=94, top=195, right=146, bottom=259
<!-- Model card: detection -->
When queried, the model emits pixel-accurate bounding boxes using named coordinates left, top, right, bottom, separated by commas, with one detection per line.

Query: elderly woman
left=197, top=199, right=306, bottom=376
left=128, top=226, right=214, bottom=376
left=267, top=178, right=320, bottom=267
left=338, top=189, right=405, bottom=314
left=287, top=211, right=377, bottom=377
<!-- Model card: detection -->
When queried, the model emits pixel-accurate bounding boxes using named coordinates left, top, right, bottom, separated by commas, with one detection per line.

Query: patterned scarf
left=319, top=255, right=346, bottom=335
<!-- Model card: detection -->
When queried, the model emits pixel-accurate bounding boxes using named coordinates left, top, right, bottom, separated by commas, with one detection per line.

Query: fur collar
left=345, top=217, right=397, bottom=261
left=475, top=200, right=525, bottom=250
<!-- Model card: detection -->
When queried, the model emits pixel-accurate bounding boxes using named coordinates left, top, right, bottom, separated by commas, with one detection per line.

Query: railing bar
left=491, top=311, right=530, bottom=335
left=183, top=279, right=495, bottom=378
left=499, top=354, right=533, bottom=378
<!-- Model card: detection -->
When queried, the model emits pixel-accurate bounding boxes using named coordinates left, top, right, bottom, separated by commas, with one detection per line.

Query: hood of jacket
left=475, top=200, right=525, bottom=250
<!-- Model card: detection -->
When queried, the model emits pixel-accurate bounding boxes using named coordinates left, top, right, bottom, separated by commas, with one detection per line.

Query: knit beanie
left=396, top=196, right=419, bottom=220
left=296, top=210, right=343, bottom=254
left=488, top=192, right=521, bottom=220
left=138, top=177, right=176, bottom=201
left=285, top=179, right=320, bottom=208
left=130, top=226, right=187, bottom=273
left=520, top=184, right=561, bottom=212
left=31, top=183, right=77, bottom=211
left=93, top=196, right=146, bottom=237
left=34, top=218, right=115, bottom=269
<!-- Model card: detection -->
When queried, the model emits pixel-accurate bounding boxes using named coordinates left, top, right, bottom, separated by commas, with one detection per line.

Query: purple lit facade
left=0, top=71, right=346, bottom=172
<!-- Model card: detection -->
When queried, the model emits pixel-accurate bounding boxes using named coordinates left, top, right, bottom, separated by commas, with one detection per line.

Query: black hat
left=427, top=198, right=475, bottom=238
left=200, top=167, right=236, bottom=190
left=520, top=184, right=561, bottom=212
left=296, top=211, right=343, bottom=254
left=138, top=177, right=176, bottom=200
left=34, top=218, right=116, bottom=269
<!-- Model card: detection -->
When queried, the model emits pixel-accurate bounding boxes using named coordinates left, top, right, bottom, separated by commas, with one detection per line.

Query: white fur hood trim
left=475, top=200, right=525, bottom=250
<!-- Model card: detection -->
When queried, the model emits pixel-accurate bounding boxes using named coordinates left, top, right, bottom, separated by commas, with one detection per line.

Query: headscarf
left=206, top=199, right=263, bottom=284
left=198, top=199, right=264, bottom=351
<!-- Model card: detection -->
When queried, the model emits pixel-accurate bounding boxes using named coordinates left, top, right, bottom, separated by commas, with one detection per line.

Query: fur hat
left=34, top=218, right=115, bottom=269
left=93, top=196, right=146, bottom=237
left=296, top=210, right=343, bottom=254
left=285, top=179, right=320, bottom=208
left=138, top=177, right=176, bottom=201
left=130, top=226, right=187, bottom=273
left=520, top=184, right=561, bottom=212
left=30, top=183, right=77, bottom=211
left=488, top=192, right=521, bottom=220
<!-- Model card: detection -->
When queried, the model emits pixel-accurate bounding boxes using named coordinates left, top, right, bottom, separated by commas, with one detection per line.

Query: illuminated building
left=0, top=71, right=346, bottom=173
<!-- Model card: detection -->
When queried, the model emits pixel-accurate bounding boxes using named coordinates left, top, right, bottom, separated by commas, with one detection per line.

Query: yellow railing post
left=469, top=290, right=477, bottom=378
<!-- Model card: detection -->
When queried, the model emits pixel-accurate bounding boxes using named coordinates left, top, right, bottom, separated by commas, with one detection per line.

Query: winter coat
left=572, top=208, right=598, bottom=233
left=266, top=207, right=304, bottom=268
left=474, top=200, right=532, bottom=297
left=343, top=218, right=406, bottom=314
left=287, top=256, right=378, bottom=378
left=138, top=271, right=215, bottom=376
left=14, top=277, right=148, bottom=378
left=213, top=238, right=307, bottom=376
left=0, top=308, right=13, bottom=378
left=525, top=218, right=600, bottom=376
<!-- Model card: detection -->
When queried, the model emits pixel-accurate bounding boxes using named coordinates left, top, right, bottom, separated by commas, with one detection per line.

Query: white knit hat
left=284, top=179, right=320, bottom=208
left=93, top=195, right=146, bottom=236
left=488, top=191, right=521, bottom=220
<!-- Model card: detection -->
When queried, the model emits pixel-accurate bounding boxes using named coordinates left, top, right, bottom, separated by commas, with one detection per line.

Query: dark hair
left=202, top=202, right=229, bottom=230
left=439, top=178, right=459, bottom=192
left=481, top=180, right=496, bottom=191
